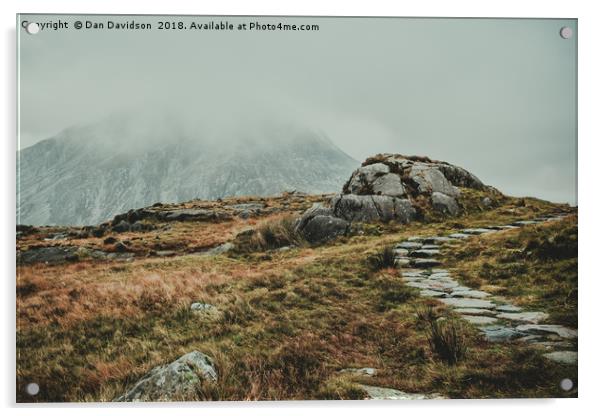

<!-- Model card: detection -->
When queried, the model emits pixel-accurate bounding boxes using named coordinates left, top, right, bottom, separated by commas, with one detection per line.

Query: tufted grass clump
left=368, top=245, right=397, bottom=271
left=236, top=215, right=305, bottom=252
left=427, top=319, right=467, bottom=366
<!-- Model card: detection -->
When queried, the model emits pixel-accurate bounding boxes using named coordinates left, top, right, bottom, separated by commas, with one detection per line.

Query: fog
left=18, top=15, right=577, bottom=204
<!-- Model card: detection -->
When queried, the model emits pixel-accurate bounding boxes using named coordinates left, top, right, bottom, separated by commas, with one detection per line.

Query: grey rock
left=339, top=367, right=377, bottom=377
left=332, top=194, right=416, bottom=224
left=115, top=351, right=217, bottom=402
left=407, top=279, right=458, bottom=291
left=345, top=163, right=390, bottom=194
left=448, top=233, right=471, bottom=239
left=295, top=203, right=334, bottom=232
left=156, top=250, right=176, bottom=257
left=440, top=298, right=495, bottom=309
left=421, top=244, right=441, bottom=250
left=359, top=385, right=445, bottom=400
left=396, top=242, right=423, bottom=250
left=515, top=324, right=577, bottom=339
left=17, top=246, right=79, bottom=265
left=455, top=308, right=497, bottom=316
left=300, top=215, right=349, bottom=244
left=543, top=351, right=577, bottom=365
left=371, top=173, right=406, bottom=197
left=428, top=272, right=451, bottom=280
left=422, top=236, right=455, bottom=244
left=481, top=197, right=492, bottom=207
left=112, top=220, right=131, bottom=233
left=435, top=163, right=485, bottom=190
left=431, top=192, right=460, bottom=216
left=450, top=290, right=490, bottom=299
left=479, top=325, right=526, bottom=342
left=205, top=242, right=234, bottom=256
left=401, top=270, right=427, bottom=277
left=409, top=164, right=460, bottom=197
left=409, top=249, right=440, bottom=258
left=461, top=315, right=498, bottom=325
left=420, top=289, right=448, bottom=298
left=462, top=228, right=494, bottom=235
left=496, top=304, right=523, bottom=313
left=190, top=303, right=218, bottom=316
left=395, top=258, right=411, bottom=267
left=162, top=209, right=218, bottom=222
left=496, top=311, right=549, bottom=324
left=410, top=259, right=442, bottom=268
left=512, top=220, right=538, bottom=226
left=394, top=248, right=409, bottom=257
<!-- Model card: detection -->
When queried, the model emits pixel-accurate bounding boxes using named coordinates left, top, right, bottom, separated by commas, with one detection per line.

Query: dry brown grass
left=16, top=192, right=577, bottom=402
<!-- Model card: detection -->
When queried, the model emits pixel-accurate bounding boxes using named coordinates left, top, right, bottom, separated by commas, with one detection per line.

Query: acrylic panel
left=16, top=14, right=577, bottom=402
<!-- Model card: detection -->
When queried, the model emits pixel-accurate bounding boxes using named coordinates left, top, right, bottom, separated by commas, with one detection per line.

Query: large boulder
left=295, top=203, right=349, bottom=243
left=295, top=154, right=490, bottom=244
left=332, top=194, right=416, bottom=223
left=115, top=351, right=217, bottom=402
left=300, top=215, right=350, bottom=244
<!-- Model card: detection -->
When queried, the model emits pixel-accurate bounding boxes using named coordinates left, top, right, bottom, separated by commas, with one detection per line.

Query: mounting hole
left=26, top=382, right=40, bottom=396
left=560, top=378, right=573, bottom=391
left=25, top=22, right=40, bottom=35
left=559, top=26, right=573, bottom=39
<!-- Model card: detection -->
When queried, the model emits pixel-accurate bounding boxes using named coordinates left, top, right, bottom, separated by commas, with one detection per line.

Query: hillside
left=16, top=154, right=577, bottom=402
left=17, top=115, right=357, bottom=226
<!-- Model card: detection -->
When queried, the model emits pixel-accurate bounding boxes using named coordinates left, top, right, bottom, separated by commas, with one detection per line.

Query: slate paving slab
left=440, top=298, right=495, bottom=309
left=462, top=228, right=494, bottom=235
left=448, top=233, right=471, bottom=239
left=496, top=311, right=549, bottom=324
left=454, top=308, right=497, bottom=316
left=496, top=304, right=523, bottom=313
left=397, top=242, right=423, bottom=249
left=411, top=259, right=442, bottom=268
left=515, top=324, right=577, bottom=339
left=449, top=290, right=490, bottom=299
left=461, top=315, right=498, bottom=325
left=479, top=326, right=526, bottom=342
left=409, top=249, right=440, bottom=258
left=420, top=289, right=448, bottom=298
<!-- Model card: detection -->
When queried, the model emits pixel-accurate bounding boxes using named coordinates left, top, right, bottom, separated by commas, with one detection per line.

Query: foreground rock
left=359, top=385, right=446, bottom=400
left=294, top=203, right=350, bottom=244
left=115, top=351, right=217, bottom=402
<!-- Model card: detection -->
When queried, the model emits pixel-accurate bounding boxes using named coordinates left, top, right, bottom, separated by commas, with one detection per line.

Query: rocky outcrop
left=295, top=154, right=490, bottom=244
left=115, top=351, right=217, bottom=402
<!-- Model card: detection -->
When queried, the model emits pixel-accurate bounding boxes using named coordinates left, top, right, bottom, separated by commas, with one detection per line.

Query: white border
left=2, top=1, right=599, bottom=415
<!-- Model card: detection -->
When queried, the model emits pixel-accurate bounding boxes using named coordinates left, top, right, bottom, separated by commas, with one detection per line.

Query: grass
left=427, top=319, right=468, bottom=365
left=16, top=191, right=577, bottom=402
left=368, top=245, right=397, bottom=271
left=235, top=215, right=306, bottom=252
left=443, top=214, right=578, bottom=327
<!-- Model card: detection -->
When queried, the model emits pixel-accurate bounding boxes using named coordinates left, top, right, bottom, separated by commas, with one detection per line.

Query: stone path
left=395, top=213, right=577, bottom=365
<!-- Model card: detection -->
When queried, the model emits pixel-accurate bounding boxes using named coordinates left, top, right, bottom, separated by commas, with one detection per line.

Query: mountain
left=17, top=114, right=358, bottom=226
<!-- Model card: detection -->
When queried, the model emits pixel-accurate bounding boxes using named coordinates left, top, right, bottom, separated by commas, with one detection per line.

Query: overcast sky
left=18, top=15, right=577, bottom=204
